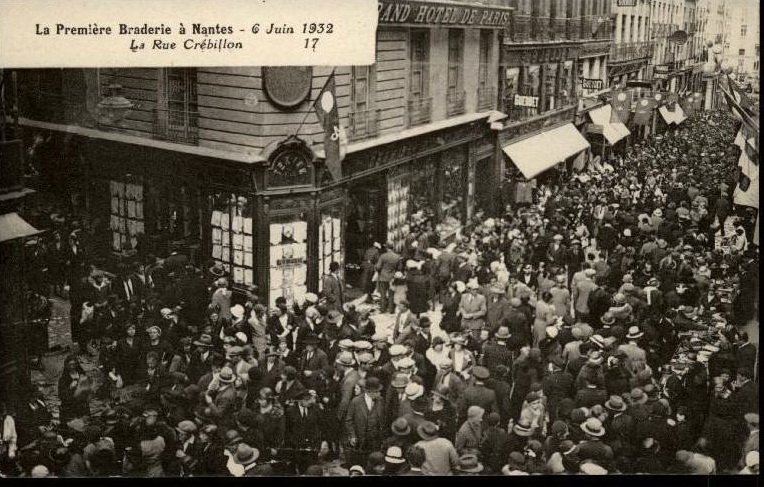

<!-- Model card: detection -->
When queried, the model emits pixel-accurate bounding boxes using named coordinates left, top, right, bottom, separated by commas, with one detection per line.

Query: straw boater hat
left=513, top=420, right=534, bottom=437
left=495, top=326, right=512, bottom=340
left=335, top=351, right=356, bottom=367
left=456, top=454, right=484, bottom=473
left=604, top=395, right=628, bottom=412
left=580, top=418, right=606, bottom=437
left=218, top=367, right=235, bottom=384
left=232, top=444, right=260, bottom=465
left=626, top=326, right=644, bottom=340
left=385, top=446, right=406, bottom=464
left=230, top=305, right=245, bottom=320
left=304, top=292, right=318, bottom=304
left=389, top=344, right=408, bottom=357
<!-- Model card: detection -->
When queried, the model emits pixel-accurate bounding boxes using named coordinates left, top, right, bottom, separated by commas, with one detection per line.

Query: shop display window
left=109, top=179, right=144, bottom=252
left=386, top=167, right=410, bottom=253
left=318, top=206, right=344, bottom=292
left=268, top=214, right=309, bottom=308
left=210, top=193, right=254, bottom=287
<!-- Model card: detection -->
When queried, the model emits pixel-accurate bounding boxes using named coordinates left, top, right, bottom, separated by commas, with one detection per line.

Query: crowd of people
left=0, top=110, right=759, bottom=477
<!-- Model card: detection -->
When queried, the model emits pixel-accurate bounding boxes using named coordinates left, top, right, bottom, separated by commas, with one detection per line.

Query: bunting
left=611, top=90, right=631, bottom=123
left=313, top=70, right=342, bottom=181
left=633, top=97, right=654, bottom=126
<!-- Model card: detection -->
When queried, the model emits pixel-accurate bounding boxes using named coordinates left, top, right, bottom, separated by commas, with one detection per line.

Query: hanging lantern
left=97, top=84, right=134, bottom=125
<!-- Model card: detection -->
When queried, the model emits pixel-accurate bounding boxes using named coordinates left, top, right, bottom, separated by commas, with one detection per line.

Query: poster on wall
left=386, top=171, right=410, bottom=252
left=318, top=213, right=343, bottom=292
left=210, top=193, right=254, bottom=286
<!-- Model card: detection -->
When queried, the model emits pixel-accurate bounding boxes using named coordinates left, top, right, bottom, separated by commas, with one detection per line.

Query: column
left=583, top=58, right=590, bottom=80
left=615, top=12, right=623, bottom=44
left=601, top=56, right=608, bottom=85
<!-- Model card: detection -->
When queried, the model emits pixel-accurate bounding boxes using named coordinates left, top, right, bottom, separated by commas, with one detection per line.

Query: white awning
left=659, top=104, right=688, bottom=125
left=0, top=212, right=41, bottom=243
left=588, top=105, right=630, bottom=145
left=502, top=123, right=590, bottom=179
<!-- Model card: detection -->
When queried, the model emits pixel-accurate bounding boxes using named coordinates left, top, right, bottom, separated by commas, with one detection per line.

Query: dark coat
left=285, top=403, right=322, bottom=449
left=344, top=394, right=386, bottom=450
left=458, top=383, right=498, bottom=420
left=479, top=425, right=509, bottom=472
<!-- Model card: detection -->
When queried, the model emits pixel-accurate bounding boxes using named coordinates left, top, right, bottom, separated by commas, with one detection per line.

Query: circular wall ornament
left=262, top=66, right=313, bottom=110
left=320, top=91, right=335, bottom=112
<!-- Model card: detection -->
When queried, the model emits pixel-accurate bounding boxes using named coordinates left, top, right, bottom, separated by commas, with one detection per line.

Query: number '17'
left=304, top=38, right=319, bottom=51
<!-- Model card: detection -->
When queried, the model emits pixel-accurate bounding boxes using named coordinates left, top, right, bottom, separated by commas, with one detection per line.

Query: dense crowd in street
left=0, top=110, right=759, bottom=477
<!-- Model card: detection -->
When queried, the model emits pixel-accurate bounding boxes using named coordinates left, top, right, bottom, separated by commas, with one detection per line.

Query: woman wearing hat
left=439, top=281, right=462, bottom=335
left=533, top=291, right=557, bottom=348
left=211, top=278, right=233, bottom=323
left=425, top=387, right=457, bottom=442
left=252, top=387, right=286, bottom=460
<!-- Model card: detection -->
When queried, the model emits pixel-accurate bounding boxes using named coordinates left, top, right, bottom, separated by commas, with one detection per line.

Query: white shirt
left=364, top=393, right=374, bottom=411
left=453, top=350, right=466, bottom=372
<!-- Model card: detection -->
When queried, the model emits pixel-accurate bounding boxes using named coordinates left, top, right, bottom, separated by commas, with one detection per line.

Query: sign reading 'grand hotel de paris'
left=377, top=0, right=512, bottom=28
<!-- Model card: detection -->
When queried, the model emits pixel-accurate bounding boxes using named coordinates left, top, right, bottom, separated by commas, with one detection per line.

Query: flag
left=633, top=97, right=655, bottom=126
left=734, top=139, right=759, bottom=209
left=666, top=92, right=678, bottom=110
left=728, top=75, right=755, bottom=113
left=611, top=90, right=631, bottom=123
left=653, top=91, right=665, bottom=107
left=313, top=70, right=342, bottom=181
left=681, top=95, right=695, bottom=116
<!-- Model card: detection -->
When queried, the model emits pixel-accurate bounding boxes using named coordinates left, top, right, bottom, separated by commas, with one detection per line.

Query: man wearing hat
left=481, top=326, right=513, bottom=376
left=432, top=359, right=466, bottom=408
left=376, top=243, right=402, bottom=315
left=231, top=443, right=273, bottom=476
left=547, top=234, right=568, bottom=268
left=414, top=421, right=460, bottom=475
left=458, top=366, right=498, bottom=422
left=572, top=268, right=597, bottom=322
left=455, top=405, right=485, bottom=454
left=618, top=326, right=647, bottom=374
left=344, top=377, right=386, bottom=465
left=486, top=283, right=511, bottom=331
left=335, top=350, right=361, bottom=421
left=322, top=261, right=345, bottom=313
left=577, top=418, right=612, bottom=465
left=297, top=334, right=329, bottom=386
left=285, top=390, right=322, bottom=473
left=274, top=365, right=307, bottom=406
left=392, top=301, right=418, bottom=345
left=459, top=281, right=487, bottom=333
left=500, top=297, right=530, bottom=346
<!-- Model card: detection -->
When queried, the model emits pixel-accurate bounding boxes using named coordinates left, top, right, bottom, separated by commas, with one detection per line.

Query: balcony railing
left=477, top=85, right=496, bottom=112
left=347, top=108, right=380, bottom=142
left=446, top=89, right=466, bottom=117
left=566, top=17, right=581, bottom=41
left=153, top=108, right=199, bottom=144
left=407, top=96, right=432, bottom=127
left=512, top=14, right=531, bottom=42
left=532, top=16, right=550, bottom=41
left=610, top=41, right=656, bottom=62
left=551, top=17, right=567, bottom=41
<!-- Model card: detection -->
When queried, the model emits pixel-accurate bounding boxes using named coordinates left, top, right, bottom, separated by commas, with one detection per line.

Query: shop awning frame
left=587, top=105, right=630, bottom=145
left=0, top=212, right=41, bottom=244
left=502, top=123, right=590, bottom=180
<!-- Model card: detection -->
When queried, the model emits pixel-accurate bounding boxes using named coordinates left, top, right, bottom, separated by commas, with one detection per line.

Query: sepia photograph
left=0, top=0, right=759, bottom=478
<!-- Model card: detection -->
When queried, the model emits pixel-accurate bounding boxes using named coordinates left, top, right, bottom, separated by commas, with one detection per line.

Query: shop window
left=560, top=60, right=575, bottom=107
left=545, top=62, right=559, bottom=111
left=147, top=182, right=200, bottom=243
left=318, top=207, right=344, bottom=293
left=156, top=68, right=198, bottom=144
left=506, top=65, right=541, bottom=121
left=387, top=166, right=410, bottom=253
left=409, top=155, right=438, bottom=225
left=268, top=214, right=309, bottom=308
left=210, top=193, right=254, bottom=287
left=109, top=179, right=144, bottom=252
left=441, top=148, right=466, bottom=239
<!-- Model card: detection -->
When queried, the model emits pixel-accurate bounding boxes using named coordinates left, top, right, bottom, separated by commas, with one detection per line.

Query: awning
left=659, top=104, right=687, bottom=125
left=587, top=105, right=630, bottom=145
left=502, top=123, right=590, bottom=179
left=0, top=212, right=41, bottom=244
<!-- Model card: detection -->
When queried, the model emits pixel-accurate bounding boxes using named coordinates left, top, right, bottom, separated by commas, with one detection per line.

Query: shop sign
left=377, top=0, right=512, bottom=28
left=654, top=64, right=669, bottom=79
left=580, top=78, right=603, bottom=90
left=513, top=94, right=539, bottom=108
left=617, top=0, right=638, bottom=6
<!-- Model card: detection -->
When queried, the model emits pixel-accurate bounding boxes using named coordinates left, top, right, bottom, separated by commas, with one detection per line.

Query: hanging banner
left=633, top=98, right=654, bottom=126
left=611, top=90, right=631, bottom=123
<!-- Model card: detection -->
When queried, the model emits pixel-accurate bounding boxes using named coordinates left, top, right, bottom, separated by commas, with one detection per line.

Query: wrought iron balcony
left=610, top=41, right=656, bottom=62
left=477, top=85, right=496, bottom=112
left=532, top=16, right=550, bottom=41
left=512, top=14, right=531, bottom=42
left=407, top=96, right=432, bottom=127
left=153, top=108, right=199, bottom=144
left=551, top=18, right=567, bottom=41
left=446, top=89, right=466, bottom=117
left=347, top=108, right=380, bottom=141
left=566, top=17, right=581, bottom=41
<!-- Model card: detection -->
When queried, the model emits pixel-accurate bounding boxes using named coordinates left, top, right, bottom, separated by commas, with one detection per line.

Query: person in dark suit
left=376, top=244, right=402, bottom=314
left=274, top=365, right=307, bottom=407
left=479, top=412, right=509, bottom=473
left=457, top=366, right=498, bottom=423
left=344, top=377, right=386, bottom=466
left=297, top=334, right=329, bottom=388
left=392, top=301, right=419, bottom=345
left=113, top=262, right=143, bottom=304
left=285, top=390, right=323, bottom=473
left=162, top=248, right=189, bottom=277
left=734, top=368, right=758, bottom=415
left=735, top=332, right=757, bottom=373
left=259, top=349, right=285, bottom=390
left=322, top=262, right=345, bottom=312
left=267, top=297, right=297, bottom=347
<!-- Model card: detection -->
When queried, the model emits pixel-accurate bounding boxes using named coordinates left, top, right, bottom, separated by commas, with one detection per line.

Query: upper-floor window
left=348, top=65, right=378, bottom=141
left=408, top=30, right=432, bottom=126
left=741, top=25, right=747, bottom=36
left=478, top=30, right=494, bottom=111
left=739, top=49, right=746, bottom=56
left=156, top=68, right=198, bottom=144
left=446, top=29, right=465, bottom=116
